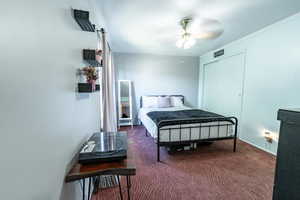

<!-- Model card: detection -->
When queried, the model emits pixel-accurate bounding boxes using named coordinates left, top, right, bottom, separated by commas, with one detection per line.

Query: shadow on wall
left=184, top=99, right=193, bottom=108
left=60, top=182, right=81, bottom=200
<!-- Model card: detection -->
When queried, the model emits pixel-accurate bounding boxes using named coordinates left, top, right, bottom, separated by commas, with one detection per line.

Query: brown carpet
left=92, top=126, right=276, bottom=200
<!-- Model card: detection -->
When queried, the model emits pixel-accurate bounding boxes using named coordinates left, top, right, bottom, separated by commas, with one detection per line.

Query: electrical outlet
left=264, top=132, right=273, bottom=143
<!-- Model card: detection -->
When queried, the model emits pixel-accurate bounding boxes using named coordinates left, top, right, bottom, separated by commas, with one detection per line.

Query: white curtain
left=99, top=29, right=117, bottom=132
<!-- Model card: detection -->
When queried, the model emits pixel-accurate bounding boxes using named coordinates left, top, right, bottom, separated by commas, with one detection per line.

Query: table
left=65, top=134, right=136, bottom=200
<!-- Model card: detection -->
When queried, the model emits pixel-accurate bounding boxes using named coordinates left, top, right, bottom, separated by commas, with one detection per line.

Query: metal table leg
left=82, top=178, right=93, bottom=200
left=83, top=176, right=132, bottom=200
left=88, top=177, right=92, bottom=200
left=126, top=176, right=131, bottom=200
left=82, top=179, right=85, bottom=200
left=93, top=177, right=100, bottom=200
left=117, top=176, right=123, bottom=200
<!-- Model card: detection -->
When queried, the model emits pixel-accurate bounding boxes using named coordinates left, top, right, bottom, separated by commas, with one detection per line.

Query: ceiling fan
left=176, top=17, right=224, bottom=49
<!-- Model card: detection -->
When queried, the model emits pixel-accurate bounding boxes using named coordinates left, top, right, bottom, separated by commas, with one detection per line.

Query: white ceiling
left=97, top=0, right=300, bottom=56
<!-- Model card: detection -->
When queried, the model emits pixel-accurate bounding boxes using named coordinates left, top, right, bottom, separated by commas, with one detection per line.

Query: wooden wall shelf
left=78, top=83, right=100, bottom=93
left=73, top=9, right=95, bottom=32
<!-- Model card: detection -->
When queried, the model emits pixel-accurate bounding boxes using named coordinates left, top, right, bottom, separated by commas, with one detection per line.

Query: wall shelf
left=78, top=83, right=100, bottom=93
left=73, top=9, right=95, bottom=32
left=83, top=49, right=102, bottom=67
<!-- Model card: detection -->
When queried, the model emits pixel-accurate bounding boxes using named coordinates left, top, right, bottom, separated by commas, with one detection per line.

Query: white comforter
left=138, top=106, right=192, bottom=138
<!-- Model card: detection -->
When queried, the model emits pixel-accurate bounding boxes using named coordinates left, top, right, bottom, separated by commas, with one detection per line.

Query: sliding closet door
left=202, top=53, right=245, bottom=120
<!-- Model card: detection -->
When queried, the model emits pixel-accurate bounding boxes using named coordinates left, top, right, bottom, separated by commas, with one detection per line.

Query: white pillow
left=142, top=96, right=158, bottom=108
left=170, top=96, right=184, bottom=107
left=157, top=97, right=171, bottom=108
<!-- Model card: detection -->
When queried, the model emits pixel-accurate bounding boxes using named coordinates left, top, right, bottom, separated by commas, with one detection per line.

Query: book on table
left=79, top=132, right=127, bottom=164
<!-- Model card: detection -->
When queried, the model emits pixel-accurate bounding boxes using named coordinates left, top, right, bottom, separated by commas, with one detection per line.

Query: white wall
left=115, top=53, right=199, bottom=123
left=199, top=12, right=300, bottom=155
left=0, top=0, right=106, bottom=199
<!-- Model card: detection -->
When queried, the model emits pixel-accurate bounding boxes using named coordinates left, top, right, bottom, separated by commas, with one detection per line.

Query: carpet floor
left=92, top=126, right=276, bottom=200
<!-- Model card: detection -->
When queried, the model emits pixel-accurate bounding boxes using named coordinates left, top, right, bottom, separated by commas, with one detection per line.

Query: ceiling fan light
left=183, top=38, right=196, bottom=49
left=176, top=39, right=184, bottom=48
left=183, top=43, right=191, bottom=49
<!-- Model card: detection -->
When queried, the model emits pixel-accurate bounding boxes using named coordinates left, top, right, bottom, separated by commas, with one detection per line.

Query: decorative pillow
left=143, top=96, right=158, bottom=108
left=157, top=97, right=171, bottom=108
left=170, top=96, right=184, bottom=107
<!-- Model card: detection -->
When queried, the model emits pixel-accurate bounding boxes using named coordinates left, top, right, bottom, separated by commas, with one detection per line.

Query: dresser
left=273, top=109, right=300, bottom=200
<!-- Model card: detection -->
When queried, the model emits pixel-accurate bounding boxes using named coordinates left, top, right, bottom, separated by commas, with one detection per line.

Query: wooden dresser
left=273, top=109, right=300, bottom=200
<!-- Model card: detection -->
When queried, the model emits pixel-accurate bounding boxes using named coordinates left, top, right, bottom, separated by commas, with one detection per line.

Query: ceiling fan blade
left=192, top=31, right=223, bottom=39
left=189, top=18, right=224, bottom=39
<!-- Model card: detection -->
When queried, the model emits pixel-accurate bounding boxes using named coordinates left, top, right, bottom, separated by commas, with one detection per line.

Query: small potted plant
left=82, top=66, right=98, bottom=91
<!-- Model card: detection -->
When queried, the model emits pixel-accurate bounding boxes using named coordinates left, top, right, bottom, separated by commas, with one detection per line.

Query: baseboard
left=239, top=138, right=276, bottom=156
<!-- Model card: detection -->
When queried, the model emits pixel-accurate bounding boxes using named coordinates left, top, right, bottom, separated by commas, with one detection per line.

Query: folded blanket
left=147, top=109, right=234, bottom=127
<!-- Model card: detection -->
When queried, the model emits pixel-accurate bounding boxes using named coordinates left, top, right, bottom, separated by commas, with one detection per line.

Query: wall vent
left=214, top=49, right=224, bottom=58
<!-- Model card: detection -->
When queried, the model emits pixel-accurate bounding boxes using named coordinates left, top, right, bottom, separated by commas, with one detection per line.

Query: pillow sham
left=157, top=97, right=171, bottom=108
left=142, top=96, right=158, bottom=108
left=170, top=96, right=184, bottom=107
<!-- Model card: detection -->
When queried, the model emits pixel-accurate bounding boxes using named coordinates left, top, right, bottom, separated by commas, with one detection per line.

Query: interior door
left=202, top=53, right=245, bottom=120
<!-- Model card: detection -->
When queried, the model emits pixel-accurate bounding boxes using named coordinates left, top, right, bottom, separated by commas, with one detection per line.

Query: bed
left=138, top=95, right=238, bottom=162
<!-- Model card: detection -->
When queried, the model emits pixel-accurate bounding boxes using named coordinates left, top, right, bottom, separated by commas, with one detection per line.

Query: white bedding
left=139, top=106, right=191, bottom=138
left=138, top=106, right=234, bottom=142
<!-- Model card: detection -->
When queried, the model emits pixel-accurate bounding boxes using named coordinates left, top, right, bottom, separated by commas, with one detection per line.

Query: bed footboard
left=156, top=117, right=238, bottom=162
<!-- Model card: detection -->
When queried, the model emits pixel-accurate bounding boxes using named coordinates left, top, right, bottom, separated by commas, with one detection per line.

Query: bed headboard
left=140, top=95, right=184, bottom=108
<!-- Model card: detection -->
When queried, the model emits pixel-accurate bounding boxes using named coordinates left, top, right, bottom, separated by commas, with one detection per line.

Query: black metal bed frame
left=140, top=95, right=238, bottom=162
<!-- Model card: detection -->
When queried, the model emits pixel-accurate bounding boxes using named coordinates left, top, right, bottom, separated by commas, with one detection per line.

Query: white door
left=202, top=53, right=245, bottom=120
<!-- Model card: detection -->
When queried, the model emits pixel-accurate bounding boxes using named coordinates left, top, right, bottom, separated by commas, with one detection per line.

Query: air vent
left=73, top=9, right=95, bottom=32
left=214, top=49, right=224, bottom=58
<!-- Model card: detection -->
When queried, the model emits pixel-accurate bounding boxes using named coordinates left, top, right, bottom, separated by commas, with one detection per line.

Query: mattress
left=138, top=106, right=234, bottom=142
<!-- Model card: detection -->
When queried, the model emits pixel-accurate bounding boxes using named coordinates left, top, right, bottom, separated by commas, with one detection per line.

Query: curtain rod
left=96, top=28, right=111, bottom=51
left=97, top=28, right=105, bottom=34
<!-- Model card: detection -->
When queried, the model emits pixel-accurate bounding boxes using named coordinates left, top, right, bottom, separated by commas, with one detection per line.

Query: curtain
left=99, top=29, right=117, bottom=132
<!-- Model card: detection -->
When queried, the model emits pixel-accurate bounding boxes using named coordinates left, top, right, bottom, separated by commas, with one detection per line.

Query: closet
left=202, top=53, right=245, bottom=120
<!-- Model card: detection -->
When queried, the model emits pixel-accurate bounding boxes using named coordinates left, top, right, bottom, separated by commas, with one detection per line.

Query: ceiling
left=97, top=0, right=300, bottom=56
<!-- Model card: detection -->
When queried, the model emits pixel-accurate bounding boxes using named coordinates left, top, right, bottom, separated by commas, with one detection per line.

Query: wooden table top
left=65, top=137, right=136, bottom=183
